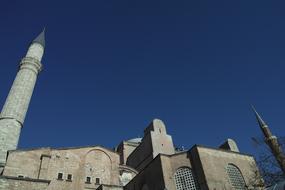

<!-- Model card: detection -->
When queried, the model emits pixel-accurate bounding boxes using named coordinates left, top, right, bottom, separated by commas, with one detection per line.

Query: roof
left=32, top=28, right=45, bottom=48
left=8, top=145, right=119, bottom=155
left=126, top=138, right=142, bottom=144
left=191, top=144, right=255, bottom=157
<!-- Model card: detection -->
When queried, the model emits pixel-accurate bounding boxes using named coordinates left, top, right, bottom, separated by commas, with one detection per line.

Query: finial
left=32, top=28, right=45, bottom=48
left=251, top=105, right=267, bottom=128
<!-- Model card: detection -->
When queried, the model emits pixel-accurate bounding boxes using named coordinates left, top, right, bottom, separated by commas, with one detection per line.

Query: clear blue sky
left=0, top=0, right=284, bottom=155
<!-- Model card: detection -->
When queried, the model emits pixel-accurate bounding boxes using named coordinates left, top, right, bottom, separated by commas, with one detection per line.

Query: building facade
left=0, top=31, right=264, bottom=190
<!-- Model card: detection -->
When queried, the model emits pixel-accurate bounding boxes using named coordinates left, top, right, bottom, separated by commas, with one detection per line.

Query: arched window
left=226, top=164, right=246, bottom=190
left=174, top=167, right=200, bottom=190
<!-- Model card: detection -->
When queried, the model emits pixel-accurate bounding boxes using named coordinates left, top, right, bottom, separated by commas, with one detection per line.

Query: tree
left=252, top=136, right=285, bottom=186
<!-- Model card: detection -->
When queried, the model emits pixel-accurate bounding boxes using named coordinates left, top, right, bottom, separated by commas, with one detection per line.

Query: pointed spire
left=32, top=28, right=45, bottom=48
left=251, top=105, right=267, bottom=128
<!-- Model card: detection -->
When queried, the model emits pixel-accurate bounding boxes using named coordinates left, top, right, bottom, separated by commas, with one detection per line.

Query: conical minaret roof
left=32, top=28, right=45, bottom=48
left=251, top=105, right=267, bottom=128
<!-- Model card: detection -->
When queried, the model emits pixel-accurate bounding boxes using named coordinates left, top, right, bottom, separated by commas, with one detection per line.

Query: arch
left=119, top=165, right=138, bottom=186
left=85, top=148, right=113, bottom=163
left=174, top=167, right=200, bottom=190
left=84, top=148, right=113, bottom=185
left=119, top=165, right=138, bottom=175
left=226, top=163, right=246, bottom=190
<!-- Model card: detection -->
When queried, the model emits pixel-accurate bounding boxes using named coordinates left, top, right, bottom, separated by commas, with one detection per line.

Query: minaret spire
left=32, top=28, right=45, bottom=48
left=251, top=105, right=273, bottom=138
left=251, top=106, right=285, bottom=175
left=251, top=105, right=267, bottom=127
left=0, top=30, right=45, bottom=172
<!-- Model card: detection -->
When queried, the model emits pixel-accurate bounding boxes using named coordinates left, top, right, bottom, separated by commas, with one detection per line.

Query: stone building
left=0, top=31, right=264, bottom=190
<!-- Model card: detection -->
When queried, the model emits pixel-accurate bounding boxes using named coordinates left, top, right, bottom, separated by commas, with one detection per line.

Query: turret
left=252, top=106, right=285, bottom=174
left=0, top=29, right=45, bottom=172
left=126, top=119, right=175, bottom=171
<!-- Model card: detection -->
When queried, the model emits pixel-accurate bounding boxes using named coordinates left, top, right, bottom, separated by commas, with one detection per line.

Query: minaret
left=252, top=106, right=285, bottom=174
left=0, top=30, right=45, bottom=169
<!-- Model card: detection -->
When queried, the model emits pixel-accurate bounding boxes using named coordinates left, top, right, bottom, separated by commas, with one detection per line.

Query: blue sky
left=0, top=0, right=285, bottom=155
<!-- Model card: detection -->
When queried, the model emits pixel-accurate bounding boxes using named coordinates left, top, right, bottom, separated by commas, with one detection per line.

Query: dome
left=126, top=138, right=142, bottom=144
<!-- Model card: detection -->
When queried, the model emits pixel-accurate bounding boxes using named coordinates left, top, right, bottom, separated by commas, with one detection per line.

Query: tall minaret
left=0, top=30, right=45, bottom=169
left=252, top=106, right=285, bottom=174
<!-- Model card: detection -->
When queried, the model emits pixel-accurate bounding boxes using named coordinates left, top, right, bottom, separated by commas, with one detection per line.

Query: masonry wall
left=4, top=148, right=49, bottom=178
left=3, top=146, right=123, bottom=190
left=124, top=155, right=165, bottom=190
left=116, top=141, right=139, bottom=165
left=161, top=152, right=194, bottom=190
left=126, top=119, right=175, bottom=172
left=190, top=146, right=263, bottom=190
left=145, top=119, right=174, bottom=157
left=0, top=176, right=49, bottom=190
left=126, top=134, right=153, bottom=171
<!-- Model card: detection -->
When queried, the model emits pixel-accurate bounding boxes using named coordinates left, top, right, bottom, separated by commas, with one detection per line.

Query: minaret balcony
left=20, top=57, right=43, bottom=74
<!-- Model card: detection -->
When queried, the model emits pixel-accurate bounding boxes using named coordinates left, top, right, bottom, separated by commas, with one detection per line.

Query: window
left=85, top=177, right=91, bottom=184
left=18, top=175, right=24, bottom=178
left=57, top=173, right=63, bottom=180
left=174, top=167, right=200, bottom=190
left=95, top=178, right=100, bottom=184
left=67, top=174, right=72, bottom=181
left=226, top=164, right=246, bottom=190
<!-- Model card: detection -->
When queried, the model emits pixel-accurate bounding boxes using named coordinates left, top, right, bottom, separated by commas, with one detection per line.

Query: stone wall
left=190, top=145, right=263, bottom=190
left=116, top=141, right=139, bottom=165
left=4, top=148, right=49, bottom=178
left=3, top=146, right=122, bottom=190
left=126, top=119, right=175, bottom=172
left=124, top=155, right=165, bottom=190
left=126, top=134, right=153, bottom=171
left=125, top=152, right=195, bottom=190
left=161, top=152, right=193, bottom=190
left=0, top=176, right=50, bottom=190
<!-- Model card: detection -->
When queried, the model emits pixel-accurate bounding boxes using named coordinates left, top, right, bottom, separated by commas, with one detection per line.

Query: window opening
left=226, top=164, right=246, bottom=190
left=174, top=167, right=199, bottom=190
left=57, top=173, right=63, bottom=180
left=86, top=176, right=91, bottom=184
left=67, top=174, right=72, bottom=181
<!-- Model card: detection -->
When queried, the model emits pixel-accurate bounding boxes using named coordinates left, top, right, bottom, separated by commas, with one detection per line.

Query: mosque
left=0, top=30, right=267, bottom=190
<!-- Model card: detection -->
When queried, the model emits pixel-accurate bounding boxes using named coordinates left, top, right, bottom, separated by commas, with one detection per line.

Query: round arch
left=83, top=148, right=113, bottom=185
left=173, top=167, right=200, bottom=190
left=85, top=148, right=113, bottom=163
left=226, top=163, right=246, bottom=190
